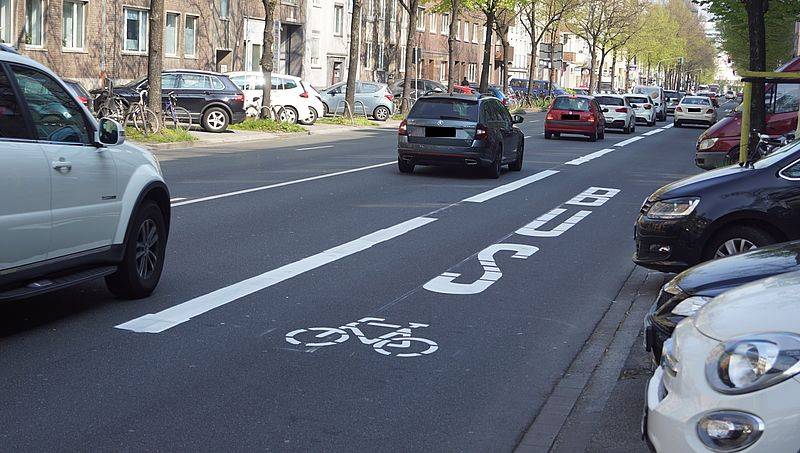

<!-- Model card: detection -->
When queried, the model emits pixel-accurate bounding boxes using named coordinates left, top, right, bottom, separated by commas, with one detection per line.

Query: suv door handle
left=52, top=160, right=72, bottom=171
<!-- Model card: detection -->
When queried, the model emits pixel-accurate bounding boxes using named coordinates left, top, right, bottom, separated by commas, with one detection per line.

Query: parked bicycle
left=125, top=89, right=160, bottom=135
left=285, top=317, right=438, bottom=358
left=162, top=91, right=192, bottom=131
left=245, top=97, right=288, bottom=121
left=95, top=80, right=127, bottom=122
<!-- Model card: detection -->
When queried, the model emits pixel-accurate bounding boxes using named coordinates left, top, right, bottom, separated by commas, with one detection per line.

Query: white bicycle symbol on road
left=285, top=317, right=438, bottom=358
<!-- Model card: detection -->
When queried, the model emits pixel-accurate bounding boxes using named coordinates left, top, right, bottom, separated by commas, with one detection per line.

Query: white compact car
left=624, top=94, right=657, bottom=126
left=227, top=71, right=323, bottom=125
left=633, top=85, right=666, bottom=121
left=674, top=96, right=717, bottom=127
left=594, top=94, right=636, bottom=134
left=0, top=46, right=170, bottom=301
left=644, top=271, right=800, bottom=452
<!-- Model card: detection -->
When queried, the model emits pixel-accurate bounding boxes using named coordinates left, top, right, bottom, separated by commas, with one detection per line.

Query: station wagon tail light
left=385, top=93, right=395, bottom=101
left=615, top=107, right=628, bottom=113
left=475, top=123, right=488, bottom=140
left=644, top=104, right=652, bottom=110
left=675, top=106, right=683, bottom=112
left=398, top=119, right=408, bottom=136
left=299, top=91, right=309, bottom=98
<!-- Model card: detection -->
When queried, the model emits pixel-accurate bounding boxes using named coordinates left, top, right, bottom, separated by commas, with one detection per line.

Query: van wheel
left=106, top=201, right=167, bottom=299
left=702, top=226, right=775, bottom=261
left=202, top=107, right=230, bottom=132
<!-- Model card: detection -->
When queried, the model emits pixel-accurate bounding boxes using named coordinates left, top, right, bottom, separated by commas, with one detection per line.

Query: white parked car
left=674, top=96, right=717, bottom=127
left=624, top=94, right=657, bottom=126
left=227, top=71, right=323, bottom=125
left=644, top=271, right=800, bottom=452
left=0, top=46, right=170, bottom=300
left=594, top=94, right=636, bottom=134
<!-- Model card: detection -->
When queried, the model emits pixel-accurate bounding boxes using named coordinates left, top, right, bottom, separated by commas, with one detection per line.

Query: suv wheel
left=398, top=157, right=414, bottom=173
left=703, top=226, right=775, bottom=261
left=202, top=107, right=230, bottom=132
left=106, top=201, right=167, bottom=299
left=374, top=105, right=391, bottom=122
left=485, top=147, right=502, bottom=179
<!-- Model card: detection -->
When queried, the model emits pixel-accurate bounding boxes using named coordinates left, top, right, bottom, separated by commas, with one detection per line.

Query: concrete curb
left=513, top=266, right=665, bottom=453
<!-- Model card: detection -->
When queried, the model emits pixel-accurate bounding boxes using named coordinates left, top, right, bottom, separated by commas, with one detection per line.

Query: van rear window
left=409, top=99, right=478, bottom=121
left=552, top=97, right=590, bottom=111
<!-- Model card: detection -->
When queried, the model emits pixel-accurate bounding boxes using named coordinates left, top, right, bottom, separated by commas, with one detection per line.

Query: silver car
left=320, top=81, right=394, bottom=121
left=674, top=96, right=717, bottom=127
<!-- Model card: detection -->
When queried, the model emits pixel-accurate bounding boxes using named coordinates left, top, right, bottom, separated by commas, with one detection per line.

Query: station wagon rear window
left=409, top=99, right=478, bottom=121
left=552, top=97, right=590, bottom=111
left=594, top=96, right=624, bottom=106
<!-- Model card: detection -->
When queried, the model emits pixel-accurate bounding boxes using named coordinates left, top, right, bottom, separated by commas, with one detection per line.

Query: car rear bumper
left=398, top=140, right=492, bottom=167
left=675, top=112, right=714, bottom=124
left=545, top=120, right=596, bottom=134
left=231, top=111, right=246, bottom=124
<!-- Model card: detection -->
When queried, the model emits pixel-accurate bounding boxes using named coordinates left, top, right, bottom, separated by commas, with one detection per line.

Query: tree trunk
left=587, top=49, right=597, bottom=94
left=260, top=0, right=276, bottom=118
left=479, top=11, right=495, bottom=93
left=500, top=31, right=509, bottom=93
left=346, top=0, right=363, bottom=115
left=400, top=2, right=417, bottom=114
left=447, top=0, right=458, bottom=91
left=745, top=0, right=767, bottom=132
left=146, top=0, right=164, bottom=116
left=372, top=0, right=380, bottom=81
left=596, top=48, right=607, bottom=93
left=610, top=50, right=617, bottom=91
left=527, top=44, right=536, bottom=98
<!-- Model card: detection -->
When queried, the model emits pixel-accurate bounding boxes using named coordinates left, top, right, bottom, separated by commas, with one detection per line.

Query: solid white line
left=565, top=148, right=615, bottom=166
left=171, top=161, right=395, bottom=207
left=614, top=136, right=645, bottom=147
left=296, top=145, right=335, bottom=151
left=462, top=170, right=559, bottom=203
left=662, top=123, right=674, bottom=129
left=524, top=135, right=532, bottom=139
left=169, top=197, right=187, bottom=202
left=643, top=129, right=663, bottom=136
left=115, top=216, right=438, bottom=333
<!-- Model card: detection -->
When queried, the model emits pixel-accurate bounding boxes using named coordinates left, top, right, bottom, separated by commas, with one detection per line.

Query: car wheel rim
left=377, top=107, right=388, bottom=120
left=135, top=219, right=159, bottom=279
left=285, top=109, right=297, bottom=123
left=715, top=238, right=757, bottom=258
left=208, top=111, right=225, bottom=129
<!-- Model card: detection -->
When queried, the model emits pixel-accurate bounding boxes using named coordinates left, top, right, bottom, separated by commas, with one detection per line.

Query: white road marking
left=642, top=129, right=663, bottom=136
left=296, top=145, right=335, bottom=151
left=169, top=197, right=187, bottom=202
left=171, top=161, right=395, bottom=207
left=566, top=187, right=621, bottom=206
left=115, top=216, right=437, bottom=333
left=524, top=135, right=532, bottom=139
left=614, top=136, right=645, bottom=147
left=662, top=123, right=674, bottom=129
left=516, top=208, right=592, bottom=237
left=462, top=170, right=559, bottom=203
left=565, top=148, right=615, bottom=165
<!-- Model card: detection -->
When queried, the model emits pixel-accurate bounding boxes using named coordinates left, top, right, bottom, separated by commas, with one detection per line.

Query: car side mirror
left=512, top=115, right=524, bottom=124
left=97, top=118, right=125, bottom=146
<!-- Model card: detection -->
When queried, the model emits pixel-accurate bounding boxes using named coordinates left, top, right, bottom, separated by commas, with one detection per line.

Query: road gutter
left=514, top=266, right=665, bottom=453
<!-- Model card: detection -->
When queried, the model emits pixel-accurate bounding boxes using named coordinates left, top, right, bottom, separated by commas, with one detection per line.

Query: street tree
left=492, top=9, right=514, bottom=93
left=518, top=0, right=577, bottom=96
left=146, top=0, right=165, bottom=117
left=346, top=0, right=364, bottom=115
left=259, top=0, right=277, bottom=119
left=397, top=0, right=421, bottom=113
left=462, top=0, right=513, bottom=92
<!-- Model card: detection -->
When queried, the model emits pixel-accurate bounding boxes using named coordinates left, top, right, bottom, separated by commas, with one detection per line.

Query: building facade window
left=429, top=12, right=435, bottom=33
left=379, top=0, right=385, bottom=19
left=377, top=44, right=384, bottom=69
left=0, top=0, right=11, bottom=44
left=184, top=15, right=197, bottom=57
left=164, top=12, right=179, bottom=56
left=24, top=0, right=44, bottom=46
left=249, top=44, right=262, bottom=71
left=455, top=20, right=460, bottom=40
left=309, top=30, right=320, bottom=66
left=400, top=45, right=406, bottom=71
left=467, top=62, right=477, bottom=82
left=365, top=42, right=373, bottom=69
left=415, top=7, right=424, bottom=31
left=472, top=23, right=478, bottom=43
left=440, top=13, right=448, bottom=35
left=439, top=61, right=446, bottom=82
left=334, top=4, right=344, bottom=36
left=124, top=8, right=148, bottom=52
left=62, top=0, right=85, bottom=50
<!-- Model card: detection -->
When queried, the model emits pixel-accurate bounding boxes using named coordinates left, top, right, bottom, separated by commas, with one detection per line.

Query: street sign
left=412, top=47, right=422, bottom=64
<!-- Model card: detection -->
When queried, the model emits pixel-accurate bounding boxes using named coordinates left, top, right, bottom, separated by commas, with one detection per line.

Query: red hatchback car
left=544, top=95, right=606, bottom=141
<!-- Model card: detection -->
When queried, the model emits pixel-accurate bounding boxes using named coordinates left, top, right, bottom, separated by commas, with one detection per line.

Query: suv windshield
left=552, top=97, right=590, bottom=111
left=595, top=96, right=624, bottom=106
left=409, top=98, right=478, bottom=121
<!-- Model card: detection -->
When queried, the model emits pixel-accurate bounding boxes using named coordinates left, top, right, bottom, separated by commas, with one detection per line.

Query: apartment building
left=0, top=0, right=304, bottom=88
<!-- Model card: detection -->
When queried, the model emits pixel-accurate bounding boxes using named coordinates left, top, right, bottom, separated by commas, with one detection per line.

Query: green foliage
left=316, top=116, right=380, bottom=127
left=230, top=118, right=307, bottom=133
left=125, top=127, right=197, bottom=144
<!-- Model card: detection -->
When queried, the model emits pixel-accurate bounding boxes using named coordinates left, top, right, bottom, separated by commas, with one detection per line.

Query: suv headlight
left=706, top=333, right=800, bottom=394
left=698, top=137, right=719, bottom=150
left=671, top=296, right=712, bottom=317
left=646, top=198, right=700, bottom=219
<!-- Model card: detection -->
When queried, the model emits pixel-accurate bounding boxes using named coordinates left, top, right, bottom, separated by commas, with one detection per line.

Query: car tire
left=300, top=107, right=318, bottom=125
left=509, top=140, right=524, bottom=171
left=281, top=106, right=299, bottom=124
left=631, top=123, right=635, bottom=133
left=106, top=201, right=167, bottom=299
left=485, top=147, right=502, bottom=179
left=201, top=107, right=230, bottom=132
left=398, top=157, right=414, bottom=174
left=623, top=122, right=631, bottom=134
left=599, top=128, right=605, bottom=140
left=703, top=226, right=775, bottom=261
left=588, top=131, right=597, bottom=142
left=373, top=105, right=391, bottom=122
left=648, top=117, right=655, bottom=127
left=674, top=120, right=682, bottom=128
left=544, top=131, right=552, bottom=139
left=554, top=132, right=561, bottom=138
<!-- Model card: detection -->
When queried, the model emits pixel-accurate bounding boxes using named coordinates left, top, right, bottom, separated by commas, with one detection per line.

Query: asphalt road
left=0, top=109, right=709, bottom=451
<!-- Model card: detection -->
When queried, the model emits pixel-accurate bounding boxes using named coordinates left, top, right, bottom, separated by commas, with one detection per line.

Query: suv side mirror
left=512, top=115, right=524, bottom=124
left=97, top=118, right=125, bottom=146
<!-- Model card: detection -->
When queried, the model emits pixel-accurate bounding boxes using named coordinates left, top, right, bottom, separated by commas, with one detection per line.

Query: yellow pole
left=739, top=82, right=752, bottom=164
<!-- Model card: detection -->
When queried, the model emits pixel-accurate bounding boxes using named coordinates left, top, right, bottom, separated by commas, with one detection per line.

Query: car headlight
left=698, top=137, right=719, bottom=150
left=706, top=333, right=800, bottom=394
left=646, top=198, right=700, bottom=219
left=671, top=296, right=712, bottom=317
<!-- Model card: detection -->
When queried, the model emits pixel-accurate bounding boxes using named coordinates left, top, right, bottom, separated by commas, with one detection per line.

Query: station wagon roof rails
left=0, top=44, right=20, bottom=55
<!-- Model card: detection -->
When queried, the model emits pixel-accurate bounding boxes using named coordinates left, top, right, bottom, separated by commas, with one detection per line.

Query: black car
left=397, top=94, right=525, bottom=178
left=645, top=240, right=800, bottom=362
left=93, top=70, right=245, bottom=132
left=634, top=140, right=800, bottom=273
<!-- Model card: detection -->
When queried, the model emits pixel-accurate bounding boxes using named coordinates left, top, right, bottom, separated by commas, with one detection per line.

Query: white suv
left=0, top=46, right=170, bottom=301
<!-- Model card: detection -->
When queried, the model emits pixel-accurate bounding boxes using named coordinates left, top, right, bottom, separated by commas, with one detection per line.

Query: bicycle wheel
left=163, top=107, right=192, bottom=131
left=373, top=337, right=438, bottom=358
left=129, top=107, right=160, bottom=135
left=285, top=327, right=349, bottom=347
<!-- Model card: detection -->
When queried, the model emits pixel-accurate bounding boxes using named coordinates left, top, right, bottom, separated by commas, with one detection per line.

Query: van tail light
left=644, top=104, right=652, bottom=110
left=300, top=91, right=309, bottom=98
left=675, top=106, right=683, bottom=112
left=706, top=108, right=714, bottom=114
left=475, top=123, right=489, bottom=140
left=385, top=93, right=395, bottom=101
left=398, top=119, right=408, bottom=136
left=546, top=111, right=554, bottom=120
left=587, top=114, right=595, bottom=123
left=615, top=107, right=628, bottom=113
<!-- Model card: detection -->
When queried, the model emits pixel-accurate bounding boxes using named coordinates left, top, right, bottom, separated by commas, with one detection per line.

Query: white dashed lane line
left=662, top=123, right=674, bottom=129
left=169, top=197, right=187, bottom=203
left=614, top=136, right=645, bottom=147
left=565, top=148, right=616, bottom=166
left=524, top=135, right=532, bottom=139
left=642, top=129, right=663, bottom=136
left=296, top=145, right=335, bottom=151
left=462, top=170, right=559, bottom=203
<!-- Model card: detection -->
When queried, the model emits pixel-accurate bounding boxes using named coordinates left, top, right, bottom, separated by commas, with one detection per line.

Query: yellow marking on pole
left=739, top=82, right=752, bottom=165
